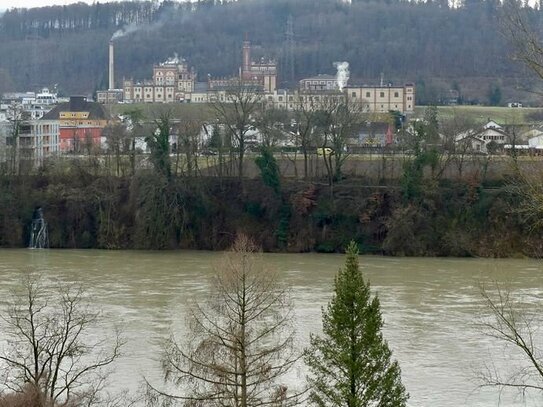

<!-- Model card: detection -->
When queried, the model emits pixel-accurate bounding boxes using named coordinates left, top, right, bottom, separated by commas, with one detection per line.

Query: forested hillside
left=0, top=0, right=539, bottom=104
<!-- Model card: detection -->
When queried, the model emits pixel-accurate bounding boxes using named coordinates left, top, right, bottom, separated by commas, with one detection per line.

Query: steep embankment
left=0, top=172, right=536, bottom=257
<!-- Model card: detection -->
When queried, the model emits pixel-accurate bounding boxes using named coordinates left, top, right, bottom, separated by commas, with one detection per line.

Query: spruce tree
left=305, top=241, right=408, bottom=407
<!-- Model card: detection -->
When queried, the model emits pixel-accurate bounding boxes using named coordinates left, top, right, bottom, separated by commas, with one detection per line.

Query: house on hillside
left=454, top=120, right=511, bottom=152
left=455, top=131, right=487, bottom=154
left=528, top=133, right=543, bottom=148
left=472, top=121, right=511, bottom=145
left=521, top=128, right=543, bottom=141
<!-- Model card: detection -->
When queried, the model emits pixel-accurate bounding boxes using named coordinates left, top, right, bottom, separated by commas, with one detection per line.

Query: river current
left=0, top=249, right=542, bottom=406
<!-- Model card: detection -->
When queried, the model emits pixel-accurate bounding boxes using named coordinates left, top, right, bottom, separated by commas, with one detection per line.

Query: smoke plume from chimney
left=111, top=23, right=140, bottom=41
left=334, top=61, right=350, bottom=92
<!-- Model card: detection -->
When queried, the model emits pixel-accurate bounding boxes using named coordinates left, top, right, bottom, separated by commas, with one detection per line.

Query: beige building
left=96, top=89, right=123, bottom=104
left=123, top=56, right=197, bottom=103
left=346, top=84, right=415, bottom=113
left=262, top=82, right=415, bottom=114
left=299, top=75, right=338, bottom=91
left=120, top=39, right=277, bottom=103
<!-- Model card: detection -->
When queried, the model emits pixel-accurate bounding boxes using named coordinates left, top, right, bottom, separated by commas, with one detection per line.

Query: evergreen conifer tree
left=304, top=241, right=408, bottom=407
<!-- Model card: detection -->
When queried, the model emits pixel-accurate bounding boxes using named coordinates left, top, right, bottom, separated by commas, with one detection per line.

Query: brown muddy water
left=1, top=249, right=542, bottom=406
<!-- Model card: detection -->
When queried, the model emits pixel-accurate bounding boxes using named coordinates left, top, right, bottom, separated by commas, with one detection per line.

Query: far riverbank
left=0, top=171, right=537, bottom=257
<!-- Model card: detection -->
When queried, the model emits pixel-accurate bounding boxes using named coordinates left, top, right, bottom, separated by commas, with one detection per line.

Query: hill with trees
left=0, top=0, right=540, bottom=104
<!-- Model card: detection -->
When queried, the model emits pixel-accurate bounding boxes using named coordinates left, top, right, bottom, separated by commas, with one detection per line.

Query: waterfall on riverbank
left=29, top=208, right=48, bottom=249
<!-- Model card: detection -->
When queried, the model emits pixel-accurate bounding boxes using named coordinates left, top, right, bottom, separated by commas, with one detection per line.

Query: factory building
left=346, top=84, right=415, bottom=113
left=120, top=39, right=276, bottom=104
left=299, top=75, right=339, bottom=91
left=123, top=56, right=197, bottom=103
left=239, top=38, right=277, bottom=93
left=97, top=36, right=415, bottom=114
left=262, top=82, right=415, bottom=114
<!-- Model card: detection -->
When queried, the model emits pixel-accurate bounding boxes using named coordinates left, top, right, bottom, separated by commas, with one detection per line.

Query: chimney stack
left=109, top=41, right=114, bottom=90
left=242, top=35, right=251, bottom=79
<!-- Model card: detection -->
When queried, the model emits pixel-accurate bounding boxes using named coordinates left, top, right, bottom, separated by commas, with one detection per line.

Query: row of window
left=484, top=135, right=505, bottom=141
left=155, top=79, right=176, bottom=85
left=352, top=91, right=402, bottom=98
left=60, top=113, right=89, bottom=119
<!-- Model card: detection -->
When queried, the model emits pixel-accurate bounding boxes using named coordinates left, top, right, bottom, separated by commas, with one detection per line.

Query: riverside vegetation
left=0, top=156, right=538, bottom=257
left=1, top=102, right=540, bottom=257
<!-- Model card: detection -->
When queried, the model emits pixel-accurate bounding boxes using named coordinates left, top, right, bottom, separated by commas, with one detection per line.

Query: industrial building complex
left=97, top=38, right=415, bottom=114
left=1, top=38, right=416, bottom=168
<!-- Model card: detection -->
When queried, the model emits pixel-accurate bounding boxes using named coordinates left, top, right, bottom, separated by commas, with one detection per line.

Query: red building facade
left=43, top=96, right=110, bottom=153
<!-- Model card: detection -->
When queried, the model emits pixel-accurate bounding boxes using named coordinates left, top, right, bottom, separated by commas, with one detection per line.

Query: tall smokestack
left=109, top=41, right=114, bottom=90
left=242, top=37, right=251, bottom=77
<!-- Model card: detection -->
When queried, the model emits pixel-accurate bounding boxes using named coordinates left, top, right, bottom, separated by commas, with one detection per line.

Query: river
left=0, top=249, right=542, bottom=406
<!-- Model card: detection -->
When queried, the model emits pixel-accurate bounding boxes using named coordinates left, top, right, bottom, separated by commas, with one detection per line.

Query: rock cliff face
left=0, top=172, right=536, bottom=258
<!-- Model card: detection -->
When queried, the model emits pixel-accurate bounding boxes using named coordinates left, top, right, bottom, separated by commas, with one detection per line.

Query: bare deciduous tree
left=290, top=98, right=320, bottom=181
left=254, top=107, right=289, bottom=149
left=0, top=273, right=124, bottom=406
left=313, top=97, right=363, bottom=188
left=211, top=84, right=263, bottom=179
left=478, top=283, right=543, bottom=398
left=173, top=117, right=204, bottom=178
left=501, top=2, right=543, bottom=81
left=5, top=103, right=27, bottom=175
left=151, top=235, right=304, bottom=407
left=103, top=122, right=129, bottom=176
left=505, top=163, right=543, bottom=232
left=440, top=112, right=478, bottom=179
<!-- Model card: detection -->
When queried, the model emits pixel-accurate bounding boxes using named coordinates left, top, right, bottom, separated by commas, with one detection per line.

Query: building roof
left=455, top=131, right=486, bottom=143
left=194, top=82, right=208, bottom=93
left=346, top=84, right=407, bottom=89
left=483, top=120, right=502, bottom=129
left=300, top=74, right=337, bottom=81
left=42, top=96, right=110, bottom=121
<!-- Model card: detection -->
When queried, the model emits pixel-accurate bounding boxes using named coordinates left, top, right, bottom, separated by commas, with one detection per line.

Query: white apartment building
left=18, top=120, right=60, bottom=166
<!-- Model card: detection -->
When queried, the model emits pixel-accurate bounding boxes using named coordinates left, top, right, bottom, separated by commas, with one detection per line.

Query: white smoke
left=161, top=53, right=184, bottom=66
left=334, top=61, right=350, bottom=91
left=111, top=23, right=140, bottom=41
left=110, top=2, right=179, bottom=41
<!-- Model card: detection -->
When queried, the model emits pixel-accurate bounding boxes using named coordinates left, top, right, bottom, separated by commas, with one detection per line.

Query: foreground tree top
left=305, top=241, right=408, bottom=407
